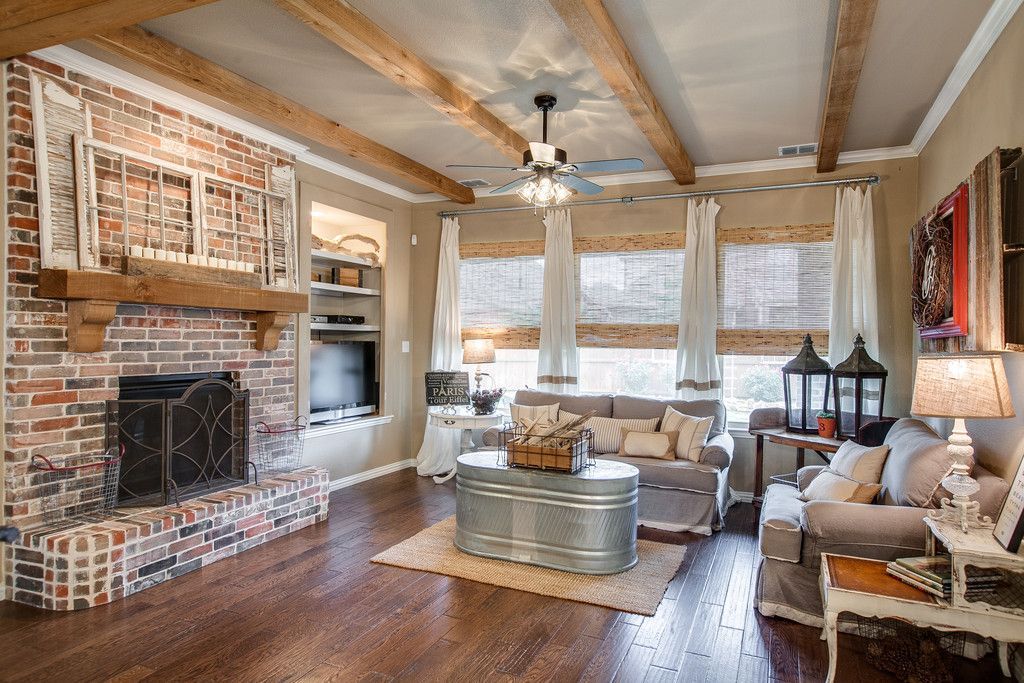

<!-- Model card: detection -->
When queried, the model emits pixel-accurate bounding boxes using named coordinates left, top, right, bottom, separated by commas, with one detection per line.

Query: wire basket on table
left=30, top=446, right=123, bottom=526
left=253, top=416, right=307, bottom=475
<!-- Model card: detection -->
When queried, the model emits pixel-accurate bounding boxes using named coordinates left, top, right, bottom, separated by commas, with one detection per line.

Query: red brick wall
left=4, top=56, right=298, bottom=527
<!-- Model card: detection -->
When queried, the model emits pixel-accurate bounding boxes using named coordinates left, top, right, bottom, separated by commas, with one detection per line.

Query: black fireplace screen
left=106, top=374, right=252, bottom=507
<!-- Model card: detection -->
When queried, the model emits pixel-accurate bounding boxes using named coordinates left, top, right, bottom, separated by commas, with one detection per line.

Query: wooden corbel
left=67, top=299, right=118, bottom=352
left=255, top=312, right=292, bottom=351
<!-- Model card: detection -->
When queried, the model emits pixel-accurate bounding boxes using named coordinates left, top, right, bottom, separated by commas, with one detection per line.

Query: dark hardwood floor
left=0, top=468, right=1006, bottom=682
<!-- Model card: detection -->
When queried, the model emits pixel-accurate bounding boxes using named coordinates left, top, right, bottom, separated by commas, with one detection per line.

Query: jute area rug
left=371, top=516, right=685, bottom=616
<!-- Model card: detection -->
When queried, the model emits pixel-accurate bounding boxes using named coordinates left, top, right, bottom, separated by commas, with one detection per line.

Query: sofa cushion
left=800, top=469, right=882, bottom=504
left=880, top=418, right=959, bottom=507
left=561, top=412, right=658, bottom=453
left=613, top=394, right=727, bottom=436
left=512, top=389, right=613, bottom=417
left=759, top=483, right=804, bottom=563
left=510, top=402, right=559, bottom=426
left=619, top=429, right=678, bottom=460
left=829, top=440, right=890, bottom=484
left=601, top=454, right=721, bottom=493
left=661, top=406, right=713, bottom=461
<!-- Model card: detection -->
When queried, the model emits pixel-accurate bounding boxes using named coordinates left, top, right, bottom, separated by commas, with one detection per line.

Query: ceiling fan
left=447, top=94, right=644, bottom=207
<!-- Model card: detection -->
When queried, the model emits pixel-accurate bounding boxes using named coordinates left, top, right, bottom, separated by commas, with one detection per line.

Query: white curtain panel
left=537, top=208, right=579, bottom=393
left=415, top=216, right=464, bottom=477
left=828, top=185, right=879, bottom=364
left=676, top=198, right=723, bottom=400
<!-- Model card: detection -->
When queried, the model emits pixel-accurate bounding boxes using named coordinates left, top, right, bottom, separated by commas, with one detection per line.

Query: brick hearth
left=7, top=467, right=328, bottom=610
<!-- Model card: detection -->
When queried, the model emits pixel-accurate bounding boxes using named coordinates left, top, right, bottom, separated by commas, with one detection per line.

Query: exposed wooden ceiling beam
left=86, top=26, right=475, bottom=203
left=0, top=0, right=218, bottom=59
left=549, top=0, right=694, bottom=185
left=274, top=0, right=529, bottom=163
left=816, top=0, right=878, bottom=172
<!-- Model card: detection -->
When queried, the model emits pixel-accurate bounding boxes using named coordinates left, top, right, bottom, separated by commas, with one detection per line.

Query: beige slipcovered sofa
left=483, top=389, right=735, bottom=535
left=755, top=418, right=1010, bottom=626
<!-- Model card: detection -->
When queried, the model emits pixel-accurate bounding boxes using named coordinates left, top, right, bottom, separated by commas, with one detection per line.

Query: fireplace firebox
left=106, top=373, right=252, bottom=507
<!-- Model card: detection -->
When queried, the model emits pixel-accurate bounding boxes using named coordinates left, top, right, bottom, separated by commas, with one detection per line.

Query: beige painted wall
left=295, top=162, right=415, bottom=481
left=916, top=7, right=1024, bottom=481
left=410, top=157, right=919, bottom=492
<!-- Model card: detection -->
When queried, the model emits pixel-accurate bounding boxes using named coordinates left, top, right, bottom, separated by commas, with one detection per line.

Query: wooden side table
left=820, top=553, right=1024, bottom=682
left=749, top=427, right=842, bottom=505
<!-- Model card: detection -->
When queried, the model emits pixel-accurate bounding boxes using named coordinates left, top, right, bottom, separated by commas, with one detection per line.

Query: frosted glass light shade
left=463, top=338, right=495, bottom=365
left=911, top=354, right=1015, bottom=418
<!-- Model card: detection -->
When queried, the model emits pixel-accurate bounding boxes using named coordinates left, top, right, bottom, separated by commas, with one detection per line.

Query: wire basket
left=31, top=446, right=123, bottom=526
left=497, top=423, right=595, bottom=474
left=253, top=416, right=307, bottom=475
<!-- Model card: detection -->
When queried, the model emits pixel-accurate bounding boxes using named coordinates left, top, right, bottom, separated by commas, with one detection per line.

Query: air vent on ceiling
left=778, top=143, right=818, bottom=158
left=458, top=178, right=491, bottom=188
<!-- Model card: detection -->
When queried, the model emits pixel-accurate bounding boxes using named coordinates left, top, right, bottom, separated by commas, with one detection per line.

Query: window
left=457, top=228, right=832, bottom=420
left=578, top=348, right=675, bottom=396
left=459, top=255, right=544, bottom=330
left=462, top=348, right=538, bottom=397
left=577, top=250, right=683, bottom=325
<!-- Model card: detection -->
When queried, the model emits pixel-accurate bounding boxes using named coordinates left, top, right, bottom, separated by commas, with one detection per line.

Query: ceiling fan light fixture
left=517, top=179, right=538, bottom=203
left=553, top=182, right=572, bottom=204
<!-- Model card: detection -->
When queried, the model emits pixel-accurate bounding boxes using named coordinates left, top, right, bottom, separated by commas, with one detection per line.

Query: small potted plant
left=816, top=410, right=837, bottom=439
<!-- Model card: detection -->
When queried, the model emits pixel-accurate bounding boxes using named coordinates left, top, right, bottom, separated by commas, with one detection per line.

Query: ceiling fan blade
left=565, top=158, right=645, bottom=174
left=489, top=176, right=534, bottom=195
left=447, top=164, right=529, bottom=171
left=556, top=173, right=604, bottom=195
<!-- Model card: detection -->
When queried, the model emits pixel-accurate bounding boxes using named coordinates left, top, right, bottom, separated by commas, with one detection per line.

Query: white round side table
left=427, top=407, right=504, bottom=483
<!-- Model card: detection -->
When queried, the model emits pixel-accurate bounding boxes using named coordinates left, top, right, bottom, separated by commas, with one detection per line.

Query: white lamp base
left=926, top=418, right=993, bottom=532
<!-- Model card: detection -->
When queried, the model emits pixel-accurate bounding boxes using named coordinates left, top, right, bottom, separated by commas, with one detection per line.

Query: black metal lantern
left=831, top=334, right=887, bottom=440
left=781, top=334, right=832, bottom=433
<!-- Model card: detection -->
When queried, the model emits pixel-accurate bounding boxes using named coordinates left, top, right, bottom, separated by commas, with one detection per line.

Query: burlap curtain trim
left=675, top=379, right=723, bottom=391
left=537, top=375, right=578, bottom=385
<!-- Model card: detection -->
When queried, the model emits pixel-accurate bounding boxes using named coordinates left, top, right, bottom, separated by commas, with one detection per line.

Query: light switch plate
left=402, top=340, right=410, bottom=353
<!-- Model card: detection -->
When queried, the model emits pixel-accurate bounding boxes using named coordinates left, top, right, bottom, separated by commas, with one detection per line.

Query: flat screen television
left=309, top=341, right=377, bottom=423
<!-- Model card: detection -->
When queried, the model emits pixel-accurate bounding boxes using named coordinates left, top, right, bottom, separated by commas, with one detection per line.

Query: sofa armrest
left=797, top=466, right=826, bottom=492
left=801, top=501, right=928, bottom=567
left=700, top=432, right=733, bottom=469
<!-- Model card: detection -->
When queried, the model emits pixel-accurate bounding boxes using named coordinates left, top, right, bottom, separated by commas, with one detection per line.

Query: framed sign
left=994, top=455, right=1024, bottom=553
left=911, top=183, right=969, bottom=339
left=425, top=371, right=470, bottom=406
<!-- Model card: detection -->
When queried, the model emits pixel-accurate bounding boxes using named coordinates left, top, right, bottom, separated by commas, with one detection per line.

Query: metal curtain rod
left=438, top=174, right=880, bottom=217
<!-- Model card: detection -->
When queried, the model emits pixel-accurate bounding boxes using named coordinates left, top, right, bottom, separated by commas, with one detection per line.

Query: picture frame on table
left=911, top=182, right=969, bottom=339
left=994, top=454, right=1024, bottom=553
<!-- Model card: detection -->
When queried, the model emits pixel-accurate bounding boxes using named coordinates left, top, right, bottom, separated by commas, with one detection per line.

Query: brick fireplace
left=3, top=56, right=325, bottom=609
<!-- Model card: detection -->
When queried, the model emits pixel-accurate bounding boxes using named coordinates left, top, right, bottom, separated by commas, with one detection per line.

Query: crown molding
left=909, top=0, right=1023, bottom=153
left=295, top=151, right=429, bottom=203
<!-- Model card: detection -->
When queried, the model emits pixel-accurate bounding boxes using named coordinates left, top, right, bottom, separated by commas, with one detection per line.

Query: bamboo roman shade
left=459, top=224, right=831, bottom=355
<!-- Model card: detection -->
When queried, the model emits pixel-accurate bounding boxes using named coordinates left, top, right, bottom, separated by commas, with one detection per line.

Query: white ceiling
left=69, top=0, right=997, bottom=197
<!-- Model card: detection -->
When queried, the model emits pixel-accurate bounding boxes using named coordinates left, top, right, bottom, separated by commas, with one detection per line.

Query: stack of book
left=887, top=556, right=1003, bottom=599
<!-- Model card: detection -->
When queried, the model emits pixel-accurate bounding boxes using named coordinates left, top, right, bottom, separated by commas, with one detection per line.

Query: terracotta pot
left=817, top=417, right=837, bottom=439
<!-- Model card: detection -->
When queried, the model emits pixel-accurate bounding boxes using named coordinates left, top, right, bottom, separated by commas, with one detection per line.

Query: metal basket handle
left=31, top=444, right=124, bottom=473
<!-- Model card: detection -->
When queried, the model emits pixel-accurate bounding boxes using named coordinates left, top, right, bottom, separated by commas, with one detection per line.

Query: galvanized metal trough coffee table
left=454, top=452, right=639, bottom=575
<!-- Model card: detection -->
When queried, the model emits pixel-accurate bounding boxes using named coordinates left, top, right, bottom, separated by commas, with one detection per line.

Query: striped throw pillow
left=660, top=406, right=714, bottom=461
left=559, top=411, right=659, bottom=454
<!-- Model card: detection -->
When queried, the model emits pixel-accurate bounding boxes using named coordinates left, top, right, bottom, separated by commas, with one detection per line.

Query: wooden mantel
left=38, top=269, right=309, bottom=352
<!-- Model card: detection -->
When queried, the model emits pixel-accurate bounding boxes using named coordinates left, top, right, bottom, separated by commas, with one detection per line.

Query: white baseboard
left=329, top=458, right=416, bottom=492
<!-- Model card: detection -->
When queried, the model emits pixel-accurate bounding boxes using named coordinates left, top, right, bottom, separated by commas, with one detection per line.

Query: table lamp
left=463, top=338, right=495, bottom=390
left=911, top=353, right=1016, bottom=531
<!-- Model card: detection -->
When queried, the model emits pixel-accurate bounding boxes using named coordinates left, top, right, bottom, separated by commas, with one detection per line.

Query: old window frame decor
left=912, top=183, right=969, bottom=339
